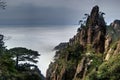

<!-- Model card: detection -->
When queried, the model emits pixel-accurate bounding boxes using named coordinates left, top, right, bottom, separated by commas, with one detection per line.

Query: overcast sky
left=0, top=0, right=120, bottom=25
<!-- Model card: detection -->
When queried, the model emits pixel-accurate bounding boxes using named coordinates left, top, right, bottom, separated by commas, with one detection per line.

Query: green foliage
left=24, top=73, right=42, bottom=80
left=86, top=44, right=95, bottom=53
left=106, top=25, right=119, bottom=41
left=0, top=34, right=43, bottom=80
left=86, top=53, right=103, bottom=74
left=87, top=54, right=120, bottom=80
left=9, top=47, right=40, bottom=69
left=53, top=43, right=84, bottom=79
left=9, top=47, right=40, bottom=63
left=0, top=53, right=17, bottom=79
left=86, top=70, right=98, bottom=80
left=110, top=42, right=117, bottom=50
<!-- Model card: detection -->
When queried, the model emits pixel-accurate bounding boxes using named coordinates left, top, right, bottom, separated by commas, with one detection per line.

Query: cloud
left=0, top=3, right=84, bottom=25
left=0, top=0, right=120, bottom=25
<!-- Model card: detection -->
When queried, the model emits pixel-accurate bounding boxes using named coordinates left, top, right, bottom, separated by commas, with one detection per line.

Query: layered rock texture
left=105, top=20, right=120, bottom=60
left=46, top=5, right=120, bottom=80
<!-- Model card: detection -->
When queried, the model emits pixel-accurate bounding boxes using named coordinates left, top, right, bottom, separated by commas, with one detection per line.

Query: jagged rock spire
left=90, top=5, right=99, bottom=26
left=86, top=5, right=106, bottom=53
left=46, top=6, right=107, bottom=80
left=86, top=5, right=106, bottom=27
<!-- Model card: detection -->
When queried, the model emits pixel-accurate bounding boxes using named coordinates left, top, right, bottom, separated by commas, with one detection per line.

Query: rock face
left=105, top=20, right=120, bottom=60
left=110, top=20, right=120, bottom=33
left=69, top=5, right=106, bottom=53
left=46, top=5, right=120, bottom=80
left=87, top=6, right=106, bottom=53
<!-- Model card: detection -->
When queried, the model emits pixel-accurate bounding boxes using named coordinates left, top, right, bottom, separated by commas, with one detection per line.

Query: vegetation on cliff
left=47, top=5, right=120, bottom=80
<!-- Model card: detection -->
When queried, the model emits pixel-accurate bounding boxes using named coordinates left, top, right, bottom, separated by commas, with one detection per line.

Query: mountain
left=46, top=5, right=120, bottom=80
left=54, top=43, right=68, bottom=50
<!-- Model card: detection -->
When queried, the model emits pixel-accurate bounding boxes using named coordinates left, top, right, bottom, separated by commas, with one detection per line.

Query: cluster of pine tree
left=0, top=34, right=43, bottom=80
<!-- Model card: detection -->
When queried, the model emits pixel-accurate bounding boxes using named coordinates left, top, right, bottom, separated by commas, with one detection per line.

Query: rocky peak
left=46, top=5, right=107, bottom=80
left=106, top=20, right=120, bottom=42
left=87, top=5, right=106, bottom=27
left=110, top=20, right=120, bottom=33
left=86, top=5, right=106, bottom=53
left=111, top=20, right=120, bottom=27
left=105, top=20, right=120, bottom=60
left=87, top=5, right=99, bottom=26
left=73, top=6, right=106, bottom=52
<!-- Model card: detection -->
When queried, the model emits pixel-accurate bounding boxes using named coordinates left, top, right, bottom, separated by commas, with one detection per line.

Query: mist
left=0, top=25, right=79, bottom=76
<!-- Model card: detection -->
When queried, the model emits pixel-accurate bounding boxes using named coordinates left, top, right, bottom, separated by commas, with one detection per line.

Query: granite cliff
left=46, top=5, right=120, bottom=80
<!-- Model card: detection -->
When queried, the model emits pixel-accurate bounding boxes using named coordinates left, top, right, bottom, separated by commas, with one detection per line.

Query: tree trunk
left=16, top=54, right=19, bottom=69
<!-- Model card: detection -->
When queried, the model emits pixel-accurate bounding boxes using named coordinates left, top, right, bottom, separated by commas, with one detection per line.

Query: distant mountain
left=46, top=5, right=120, bottom=80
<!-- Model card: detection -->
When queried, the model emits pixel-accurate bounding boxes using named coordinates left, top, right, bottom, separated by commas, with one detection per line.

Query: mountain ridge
left=46, top=5, right=120, bottom=80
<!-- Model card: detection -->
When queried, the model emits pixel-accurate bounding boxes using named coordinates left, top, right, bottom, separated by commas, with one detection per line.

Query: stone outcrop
left=46, top=5, right=120, bottom=80
left=105, top=20, right=120, bottom=60
left=110, top=20, right=120, bottom=33
left=87, top=6, right=106, bottom=53
left=69, top=5, right=106, bottom=53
